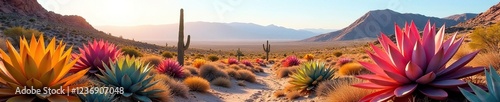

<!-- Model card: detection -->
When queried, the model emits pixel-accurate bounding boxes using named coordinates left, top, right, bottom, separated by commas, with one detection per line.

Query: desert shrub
left=211, top=77, right=231, bottom=88
left=326, top=81, right=376, bottom=102
left=208, top=55, right=220, bottom=62
left=333, top=51, right=343, bottom=57
left=199, top=63, right=230, bottom=81
left=315, top=77, right=363, bottom=96
left=153, top=74, right=189, bottom=97
left=162, top=51, right=174, bottom=58
left=225, top=68, right=240, bottom=78
left=184, top=66, right=199, bottom=76
left=121, top=46, right=143, bottom=57
left=469, top=23, right=500, bottom=51
left=273, top=90, right=285, bottom=98
left=277, top=66, right=298, bottom=78
left=338, top=62, right=368, bottom=76
left=193, top=59, right=207, bottom=68
left=182, top=70, right=193, bottom=78
left=145, top=81, right=172, bottom=102
left=3, top=26, right=42, bottom=40
left=236, top=70, right=256, bottom=83
left=183, top=77, right=210, bottom=93
left=286, top=91, right=301, bottom=100
left=142, top=56, right=163, bottom=67
left=229, top=64, right=241, bottom=70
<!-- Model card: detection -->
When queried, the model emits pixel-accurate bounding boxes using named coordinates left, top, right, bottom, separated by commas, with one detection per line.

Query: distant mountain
left=443, top=13, right=478, bottom=22
left=303, top=9, right=465, bottom=41
left=96, top=22, right=319, bottom=42
left=300, top=28, right=338, bottom=34
left=455, top=2, right=500, bottom=28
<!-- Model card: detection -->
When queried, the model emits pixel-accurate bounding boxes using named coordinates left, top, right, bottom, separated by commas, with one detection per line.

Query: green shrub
left=469, top=23, right=500, bottom=51
left=121, top=46, right=143, bottom=57
left=3, top=26, right=42, bottom=40
left=162, top=51, right=174, bottom=58
left=208, top=55, right=220, bottom=62
left=333, top=51, right=343, bottom=57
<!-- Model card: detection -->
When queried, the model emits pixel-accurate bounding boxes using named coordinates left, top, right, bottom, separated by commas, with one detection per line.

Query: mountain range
left=303, top=9, right=476, bottom=41
left=455, top=2, right=500, bottom=28
left=97, top=22, right=320, bottom=42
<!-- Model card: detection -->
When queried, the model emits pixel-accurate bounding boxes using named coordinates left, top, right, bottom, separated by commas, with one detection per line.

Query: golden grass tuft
left=326, top=78, right=376, bottom=102
left=142, top=55, right=164, bottom=67
left=182, top=70, right=192, bottom=78
left=229, top=64, right=242, bottom=70
left=200, top=63, right=230, bottom=81
left=211, top=77, right=231, bottom=88
left=145, top=81, right=172, bottom=102
left=193, top=59, right=207, bottom=68
left=338, top=62, right=369, bottom=76
left=276, top=66, right=298, bottom=78
left=303, top=54, right=315, bottom=61
left=315, top=77, right=363, bottom=96
left=153, top=74, right=189, bottom=97
left=183, top=76, right=211, bottom=93
left=286, top=91, right=302, bottom=100
left=273, top=90, right=285, bottom=98
left=184, top=66, right=199, bottom=76
left=236, top=70, right=256, bottom=83
left=225, top=68, right=240, bottom=78
left=470, top=51, right=500, bottom=70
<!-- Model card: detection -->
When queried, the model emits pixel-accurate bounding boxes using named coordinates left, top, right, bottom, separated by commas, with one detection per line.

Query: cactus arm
left=184, top=35, right=190, bottom=50
left=263, top=44, right=266, bottom=51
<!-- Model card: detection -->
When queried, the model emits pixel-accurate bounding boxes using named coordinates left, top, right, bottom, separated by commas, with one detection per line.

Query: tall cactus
left=262, top=40, right=271, bottom=61
left=177, top=9, right=190, bottom=66
left=236, top=48, right=244, bottom=61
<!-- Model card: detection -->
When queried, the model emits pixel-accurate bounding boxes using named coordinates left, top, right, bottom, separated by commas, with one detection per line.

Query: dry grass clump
left=142, top=55, right=164, bottom=67
left=315, top=77, right=363, bottom=96
left=225, top=68, right=240, bottom=78
left=145, top=81, right=172, bottom=102
left=276, top=66, right=299, bottom=78
left=338, top=62, right=369, bottom=76
left=470, top=51, right=500, bottom=70
left=193, top=59, right=207, bottom=68
left=273, top=90, right=286, bottom=98
left=211, top=77, right=231, bottom=88
left=183, top=76, right=211, bottom=93
left=229, top=64, right=242, bottom=70
left=199, top=63, right=230, bottom=81
left=325, top=78, right=376, bottom=102
left=153, top=74, right=189, bottom=97
left=184, top=66, right=199, bottom=76
left=236, top=70, right=256, bottom=83
left=286, top=91, right=302, bottom=100
left=182, top=70, right=193, bottom=78
left=237, top=80, right=246, bottom=86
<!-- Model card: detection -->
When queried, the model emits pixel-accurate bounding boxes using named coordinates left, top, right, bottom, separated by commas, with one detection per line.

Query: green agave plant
left=96, top=56, right=162, bottom=102
left=459, top=66, right=499, bottom=102
left=77, top=92, right=115, bottom=102
left=288, top=61, right=337, bottom=94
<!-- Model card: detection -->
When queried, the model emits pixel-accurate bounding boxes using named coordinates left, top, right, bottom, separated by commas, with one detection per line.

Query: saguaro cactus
left=177, top=9, right=190, bottom=66
left=262, top=40, right=271, bottom=61
left=236, top=48, right=244, bottom=61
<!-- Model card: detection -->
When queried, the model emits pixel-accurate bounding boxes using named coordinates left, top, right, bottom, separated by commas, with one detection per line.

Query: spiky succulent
left=193, top=59, right=206, bottom=68
left=97, top=56, right=162, bottom=102
left=0, top=35, right=89, bottom=101
left=241, top=60, right=253, bottom=67
left=303, top=54, right=315, bottom=61
left=78, top=92, right=115, bottom=102
left=335, top=57, right=353, bottom=66
left=353, top=21, right=483, bottom=101
left=156, top=59, right=184, bottom=78
left=288, top=61, right=336, bottom=94
left=282, top=56, right=300, bottom=67
left=459, top=66, right=498, bottom=102
left=71, top=40, right=122, bottom=73
left=228, top=58, right=239, bottom=65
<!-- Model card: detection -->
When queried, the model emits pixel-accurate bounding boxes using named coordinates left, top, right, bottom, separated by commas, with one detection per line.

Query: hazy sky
left=38, top=0, right=499, bottom=29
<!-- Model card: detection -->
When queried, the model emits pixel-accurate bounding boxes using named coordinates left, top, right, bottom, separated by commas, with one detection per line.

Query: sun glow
left=103, top=0, right=138, bottom=25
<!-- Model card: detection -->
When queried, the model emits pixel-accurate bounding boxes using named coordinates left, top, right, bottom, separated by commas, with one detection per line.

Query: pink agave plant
left=228, top=58, right=239, bottom=65
left=241, top=60, right=253, bottom=67
left=71, top=40, right=122, bottom=73
left=282, top=56, right=300, bottom=67
left=353, top=21, right=483, bottom=101
left=157, top=59, right=184, bottom=78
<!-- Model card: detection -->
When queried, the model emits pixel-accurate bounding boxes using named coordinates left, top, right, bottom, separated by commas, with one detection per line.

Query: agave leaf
left=394, top=84, right=417, bottom=97
left=405, top=61, right=423, bottom=81
left=7, top=95, right=36, bottom=102
left=429, top=79, right=466, bottom=88
left=359, top=88, right=394, bottom=102
left=122, top=75, right=133, bottom=88
left=468, top=82, right=490, bottom=101
left=26, top=78, right=43, bottom=89
left=459, top=86, right=481, bottom=102
left=437, top=51, right=479, bottom=76
left=133, top=95, right=152, bottom=102
left=2, top=60, right=26, bottom=85
left=416, top=72, right=436, bottom=84
left=123, top=92, right=133, bottom=97
left=368, top=53, right=398, bottom=74
left=384, top=70, right=409, bottom=84
left=419, top=87, right=448, bottom=100
left=61, top=68, right=89, bottom=86
left=352, top=82, right=390, bottom=89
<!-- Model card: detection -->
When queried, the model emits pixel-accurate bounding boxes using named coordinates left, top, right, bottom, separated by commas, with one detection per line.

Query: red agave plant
left=71, top=40, right=122, bottom=73
left=353, top=21, right=484, bottom=101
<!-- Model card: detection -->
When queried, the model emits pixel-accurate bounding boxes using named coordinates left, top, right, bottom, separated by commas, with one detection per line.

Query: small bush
left=277, top=66, right=298, bottom=78
left=208, top=55, right=219, bottom=62
left=199, top=63, right=230, bottom=81
left=470, top=51, right=500, bottom=70
left=225, top=68, right=240, bottom=78
left=142, top=56, right=163, bottom=67
left=183, top=77, right=211, bottom=93
left=315, top=77, right=364, bottom=97
left=145, top=81, right=172, bottom=102
left=326, top=78, right=376, bottom=102
left=229, top=64, right=241, bottom=70
left=333, top=51, right=343, bottom=57
left=3, top=26, right=42, bottom=40
left=211, top=77, right=231, bottom=88
left=182, top=70, right=193, bottom=78
left=121, top=46, right=143, bottom=57
left=338, top=62, right=368, bottom=76
left=273, top=90, right=285, bottom=98
left=184, top=66, right=199, bottom=76
left=303, top=54, right=315, bottom=61
left=469, top=23, right=500, bottom=51
left=153, top=74, right=189, bottom=97
left=162, top=51, right=174, bottom=58
left=286, top=91, right=301, bottom=100
left=193, top=59, right=207, bottom=68
left=236, top=70, right=256, bottom=83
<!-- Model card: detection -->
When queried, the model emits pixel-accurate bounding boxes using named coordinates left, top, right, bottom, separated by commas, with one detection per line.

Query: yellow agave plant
left=0, top=35, right=89, bottom=102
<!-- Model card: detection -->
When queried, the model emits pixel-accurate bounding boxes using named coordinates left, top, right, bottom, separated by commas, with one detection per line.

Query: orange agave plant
left=353, top=21, right=484, bottom=101
left=0, top=35, right=88, bottom=102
